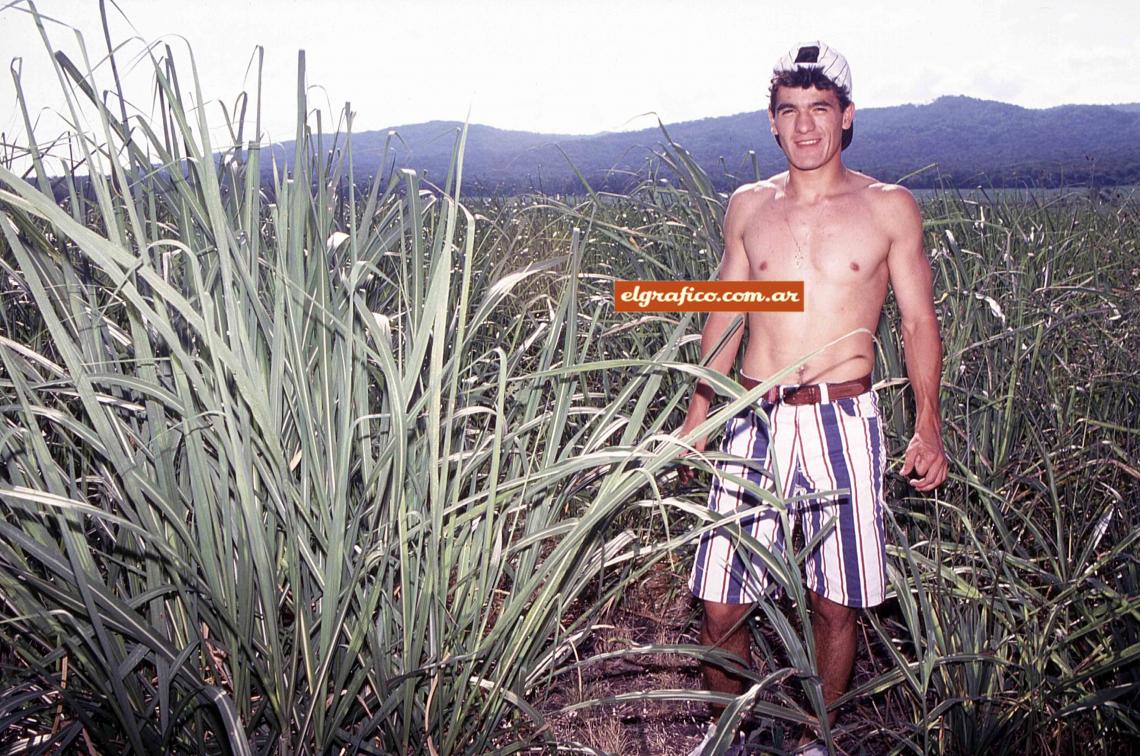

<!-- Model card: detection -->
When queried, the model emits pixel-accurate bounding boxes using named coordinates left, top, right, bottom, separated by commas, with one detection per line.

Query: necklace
left=781, top=171, right=843, bottom=268
left=782, top=200, right=825, bottom=269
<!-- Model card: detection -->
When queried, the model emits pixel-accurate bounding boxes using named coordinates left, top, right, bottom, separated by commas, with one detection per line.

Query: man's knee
left=809, top=590, right=857, bottom=632
left=702, top=600, right=753, bottom=644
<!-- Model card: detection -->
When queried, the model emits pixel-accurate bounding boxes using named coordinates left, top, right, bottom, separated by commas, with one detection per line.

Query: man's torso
left=731, top=170, right=897, bottom=385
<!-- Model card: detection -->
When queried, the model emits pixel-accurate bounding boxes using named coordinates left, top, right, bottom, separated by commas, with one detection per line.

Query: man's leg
left=700, top=600, right=754, bottom=699
left=687, top=402, right=791, bottom=753
left=808, top=590, right=857, bottom=727
left=795, top=391, right=887, bottom=737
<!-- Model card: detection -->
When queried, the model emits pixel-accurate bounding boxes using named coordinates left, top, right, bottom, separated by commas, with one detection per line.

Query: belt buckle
left=783, top=384, right=821, bottom=404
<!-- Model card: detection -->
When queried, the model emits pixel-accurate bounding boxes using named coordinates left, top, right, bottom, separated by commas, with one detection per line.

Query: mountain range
left=260, top=96, right=1140, bottom=195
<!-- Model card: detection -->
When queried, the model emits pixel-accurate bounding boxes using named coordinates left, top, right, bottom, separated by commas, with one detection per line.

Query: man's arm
left=882, top=186, right=948, bottom=491
left=678, top=186, right=754, bottom=453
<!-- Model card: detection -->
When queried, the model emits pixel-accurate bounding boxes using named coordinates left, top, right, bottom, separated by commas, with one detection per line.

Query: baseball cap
left=772, top=41, right=852, bottom=98
left=771, top=40, right=854, bottom=149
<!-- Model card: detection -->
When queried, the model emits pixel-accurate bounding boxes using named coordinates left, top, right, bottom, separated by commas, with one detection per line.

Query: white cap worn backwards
left=772, top=41, right=852, bottom=98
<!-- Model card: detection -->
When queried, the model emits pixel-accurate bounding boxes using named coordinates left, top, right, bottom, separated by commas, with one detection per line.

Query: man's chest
left=741, top=205, right=891, bottom=283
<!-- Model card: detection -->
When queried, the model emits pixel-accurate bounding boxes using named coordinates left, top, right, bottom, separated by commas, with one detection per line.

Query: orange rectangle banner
left=613, top=280, right=804, bottom=312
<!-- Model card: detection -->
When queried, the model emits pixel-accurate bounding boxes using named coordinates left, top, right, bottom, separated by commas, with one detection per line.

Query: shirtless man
left=682, top=42, right=948, bottom=753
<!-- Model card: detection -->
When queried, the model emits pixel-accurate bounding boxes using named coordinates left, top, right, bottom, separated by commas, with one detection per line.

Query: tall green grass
left=2, top=5, right=1138, bottom=754
left=857, top=187, right=1140, bottom=753
left=0, top=8, right=719, bottom=752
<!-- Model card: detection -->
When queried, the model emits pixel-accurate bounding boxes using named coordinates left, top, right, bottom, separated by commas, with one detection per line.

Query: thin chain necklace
left=782, top=200, right=825, bottom=269
left=782, top=170, right=844, bottom=268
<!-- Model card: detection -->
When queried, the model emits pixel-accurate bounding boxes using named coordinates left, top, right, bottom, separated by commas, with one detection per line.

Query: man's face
left=768, top=85, right=854, bottom=171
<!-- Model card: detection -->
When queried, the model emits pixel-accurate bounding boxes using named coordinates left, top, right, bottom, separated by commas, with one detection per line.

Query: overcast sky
left=2, top=0, right=1138, bottom=147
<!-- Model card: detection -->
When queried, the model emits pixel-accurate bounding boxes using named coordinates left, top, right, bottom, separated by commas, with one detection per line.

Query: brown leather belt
left=739, top=373, right=872, bottom=405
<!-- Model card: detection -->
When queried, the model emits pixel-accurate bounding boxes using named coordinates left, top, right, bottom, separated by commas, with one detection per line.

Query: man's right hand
left=675, top=432, right=708, bottom=488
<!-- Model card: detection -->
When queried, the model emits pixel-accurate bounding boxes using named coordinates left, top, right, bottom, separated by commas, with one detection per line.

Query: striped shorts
left=688, top=388, right=888, bottom=608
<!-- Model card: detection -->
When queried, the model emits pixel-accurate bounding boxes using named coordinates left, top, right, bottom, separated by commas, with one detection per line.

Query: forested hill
left=261, top=97, right=1140, bottom=194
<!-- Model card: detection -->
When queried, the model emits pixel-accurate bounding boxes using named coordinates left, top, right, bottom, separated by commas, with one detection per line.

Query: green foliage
left=0, top=11, right=707, bottom=751
left=1, top=6, right=1138, bottom=755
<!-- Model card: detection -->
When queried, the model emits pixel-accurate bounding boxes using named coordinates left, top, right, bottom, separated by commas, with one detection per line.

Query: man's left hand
left=900, top=428, right=948, bottom=491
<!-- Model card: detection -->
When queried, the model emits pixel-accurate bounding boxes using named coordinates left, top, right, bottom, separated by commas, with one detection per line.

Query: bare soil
left=538, top=559, right=710, bottom=755
left=531, top=558, right=908, bottom=756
